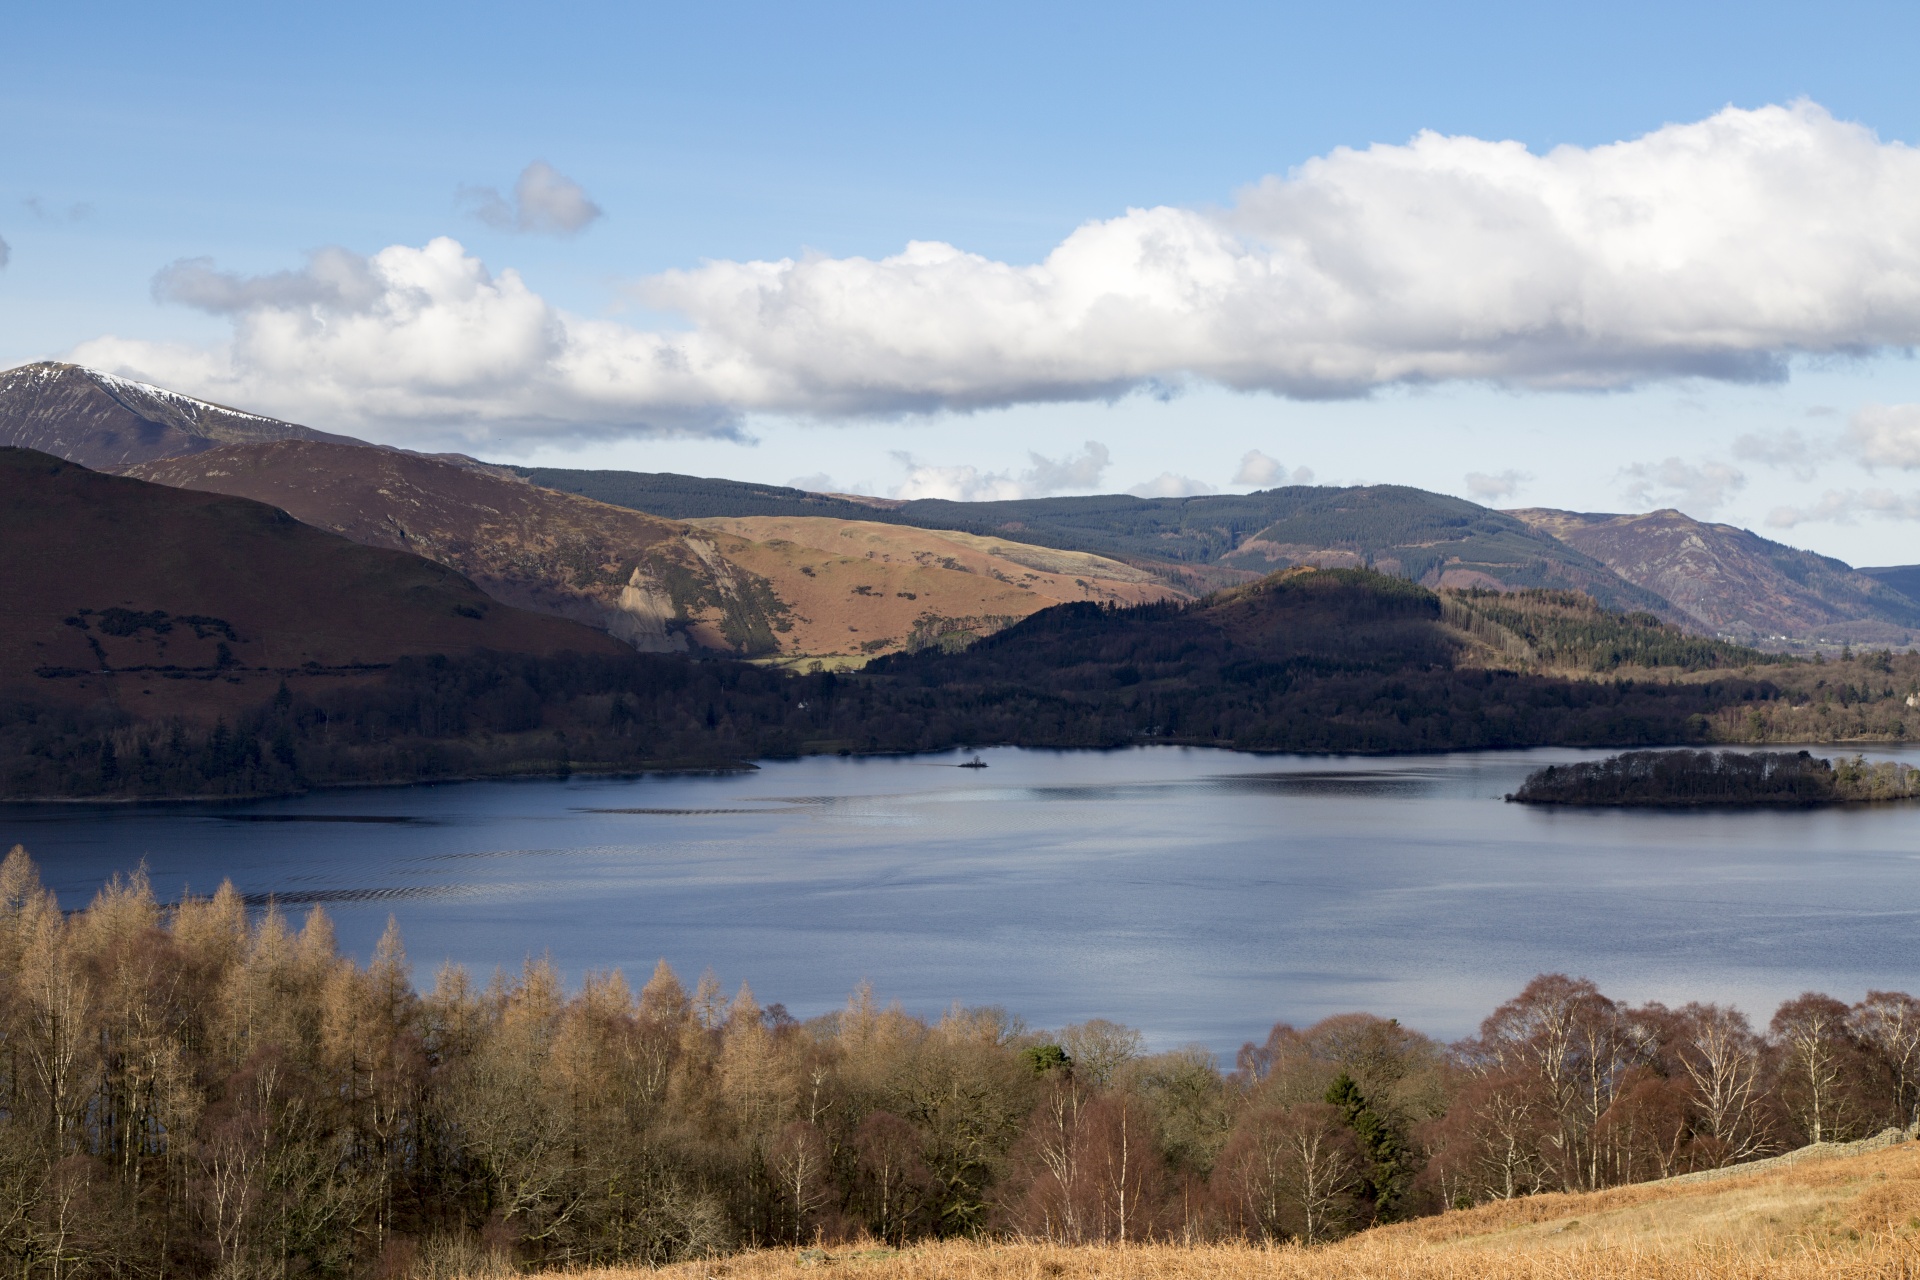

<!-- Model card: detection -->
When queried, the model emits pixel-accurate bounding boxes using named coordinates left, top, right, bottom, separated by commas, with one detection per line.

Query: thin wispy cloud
left=1618, top=457, right=1747, bottom=515
left=1847, top=404, right=1920, bottom=470
left=1732, top=428, right=1824, bottom=481
left=461, top=161, right=603, bottom=236
left=0, top=233, right=9, bottom=272
left=1128, top=472, right=1216, bottom=498
left=890, top=441, right=1110, bottom=501
left=151, top=247, right=382, bottom=313
left=74, top=102, right=1920, bottom=442
left=23, top=197, right=91, bottom=223
left=1768, top=487, right=1920, bottom=527
left=1465, top=470, right=1531, bottom=502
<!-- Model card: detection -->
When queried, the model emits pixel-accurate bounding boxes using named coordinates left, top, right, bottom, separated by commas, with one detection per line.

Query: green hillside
left=514, top=468, right=1674, bottom=614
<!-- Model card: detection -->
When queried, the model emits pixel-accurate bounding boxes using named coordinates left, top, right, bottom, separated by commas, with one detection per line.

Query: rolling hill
left=515, top=467, right=1675, bottom=612
left=1862, top=563, right=1920, bottom=604
left=0, top=447, right=626, bottom=724
left=121, top=443, right=1172, bottom=668
left=0, top=361, right=360, bottom=468
left=125, top=440, right=789, bottom=655
left=851, top=569, right=1794, bottom=754
left=12, top=363, right=1901, bottom=658
left=687, top=515, right=1179, bottom=667
left=1508, top=507, right=1920, bottom=648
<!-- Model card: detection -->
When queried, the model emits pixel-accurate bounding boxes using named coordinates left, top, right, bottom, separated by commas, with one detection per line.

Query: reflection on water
left=6, top=744, right=1920, bottom=1052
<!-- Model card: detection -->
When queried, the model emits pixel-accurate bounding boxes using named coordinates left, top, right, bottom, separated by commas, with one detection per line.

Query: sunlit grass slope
left=551, top=1139, right=1920, bottom=1280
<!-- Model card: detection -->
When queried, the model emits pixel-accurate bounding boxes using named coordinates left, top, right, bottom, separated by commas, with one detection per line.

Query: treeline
left=865, top=573, right=1783, bottom=753
left=0, top=652, right=825, bottom=798
left=2, top=844, right=1919, bottom=1278
left=1718, top=647, right=1920, bottom=744
left=0, top=571, right=1812, bottom=794
left=1510, top=749, right=1920, bottom=806
left=5, top=571, right=1912, bottom=800
left=1442, top=590, right=1786, bottom=673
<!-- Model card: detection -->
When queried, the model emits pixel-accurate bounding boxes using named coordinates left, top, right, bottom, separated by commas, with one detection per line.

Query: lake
left=5, top=744, right=1920, bottom=1054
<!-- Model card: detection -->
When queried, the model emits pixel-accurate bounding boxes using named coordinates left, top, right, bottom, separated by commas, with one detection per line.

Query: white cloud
left=1618, top=457, right=1747, bottom=514
left=1233, top=450, right=1283, bottom=485
left=1768, top=487, right=1920, bottom=527
left=76, top=101, right=1920, bottom=441
left=1848, top=403, right=1920, bottom=469
left=890, top=441, right=1110, bottom=501
left=1464, top=469, right=1531, bottom=501
left=1732, top=427, right=1824, bottom=480
left=1023, top=440, right=1111, bottom=490
left=1128, top=472, right=1217, bottom=498
left=786, top=472, right=839, bottom=493
left=78, top=238, right=744, bottom=441
left=1231, top=450, right=1313, bottom=487
left=461, top=161, right=603, bottom=236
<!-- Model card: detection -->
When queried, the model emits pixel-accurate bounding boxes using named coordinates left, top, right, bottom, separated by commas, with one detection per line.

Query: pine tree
left=1323, top=1070, right=1406, bottom=1218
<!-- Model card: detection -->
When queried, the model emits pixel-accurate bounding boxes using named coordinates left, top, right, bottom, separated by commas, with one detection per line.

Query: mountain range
left=4, top=358, right=1918, bottom=797
left=2, top=361, right=1917, bottom=657
left=515, top=467, right=1673, bottom=611
left=1508, top=508, right=1920, bottom=648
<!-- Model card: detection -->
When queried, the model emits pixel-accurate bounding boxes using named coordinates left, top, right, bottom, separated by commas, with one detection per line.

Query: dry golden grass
left=545, top=1142, right=1920, bottom=1280
left=691, top=516, right=1178, bottom=667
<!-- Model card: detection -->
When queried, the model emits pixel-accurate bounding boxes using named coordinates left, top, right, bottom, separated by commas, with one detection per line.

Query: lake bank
left=8, top=744, right=1920, bottom=1049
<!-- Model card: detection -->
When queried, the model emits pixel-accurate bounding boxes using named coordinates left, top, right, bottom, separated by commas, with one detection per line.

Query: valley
left=0, top=363, right=1917, bottom=803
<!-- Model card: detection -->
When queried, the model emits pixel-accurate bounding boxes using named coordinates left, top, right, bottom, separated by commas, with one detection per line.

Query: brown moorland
left=125, top=440, right=791, bottom=655
left=690, top=515, right=1183, bottom=668
left=0, top=447, right=625, bottom=721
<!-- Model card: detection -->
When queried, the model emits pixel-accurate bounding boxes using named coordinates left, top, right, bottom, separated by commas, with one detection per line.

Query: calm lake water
left=6, top=745, right=1920, bottom=1053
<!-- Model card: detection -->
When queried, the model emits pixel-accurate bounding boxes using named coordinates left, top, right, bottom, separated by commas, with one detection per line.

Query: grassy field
left=689, top=515, right=1177, bottom=667
left=538, top=1140, right=1920, bottom=1280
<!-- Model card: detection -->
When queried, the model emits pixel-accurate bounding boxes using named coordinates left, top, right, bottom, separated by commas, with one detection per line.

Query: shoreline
left=7, top=738, right=1920, bottom=807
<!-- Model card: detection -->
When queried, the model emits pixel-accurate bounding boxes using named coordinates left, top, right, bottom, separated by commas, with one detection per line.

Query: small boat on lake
left=959, top=755, right=989, bottom=769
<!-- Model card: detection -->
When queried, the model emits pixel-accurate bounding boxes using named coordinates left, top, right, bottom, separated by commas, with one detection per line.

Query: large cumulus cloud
left=71, top=101, right=1920, bottom=442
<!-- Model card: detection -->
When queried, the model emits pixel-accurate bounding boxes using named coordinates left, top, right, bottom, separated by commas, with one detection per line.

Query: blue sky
left=5, top=0, right=1920, bottom=563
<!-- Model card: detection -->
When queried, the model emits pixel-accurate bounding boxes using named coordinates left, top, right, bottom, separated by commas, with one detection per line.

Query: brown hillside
left=690, top=515, right=1184, bottom=668
left=1508, top=507, right=1920, bottom=648
left=0, top=449, right=625, bottom=721
left=0, top=361, right=359, bottom=469
left=124, top=440, right=790, bottom=655
left=608, top=1138, right=1920, bottom=1280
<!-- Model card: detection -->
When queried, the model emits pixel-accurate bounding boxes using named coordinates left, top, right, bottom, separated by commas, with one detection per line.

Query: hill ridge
left=515, top=467, right=1675, bottom=615
left=0, top=361, right=361, bottom=470
left=1507, top=505, right=1920, bottom=647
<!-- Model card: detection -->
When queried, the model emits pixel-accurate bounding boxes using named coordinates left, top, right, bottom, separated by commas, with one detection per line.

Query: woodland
left=5, top=572, right=1917, bottom=800
left=1, top=844, right=1917, bottom=1278
left=1509, top=748, right=1920, bottom=806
